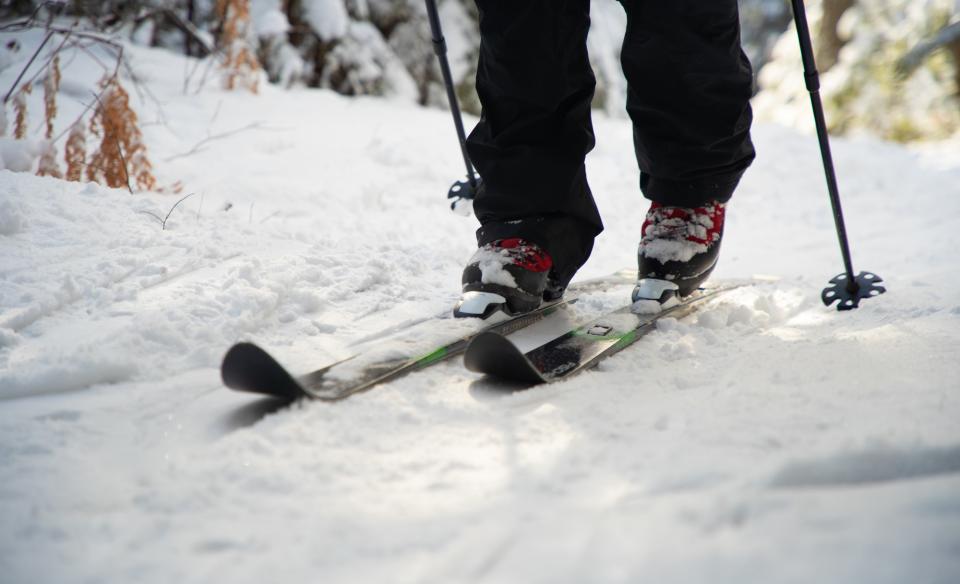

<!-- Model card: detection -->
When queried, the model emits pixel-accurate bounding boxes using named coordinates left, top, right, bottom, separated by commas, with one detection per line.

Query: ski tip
left=221, top=342, right=304, bottom=401
left=464, top=332, right=546, bottom=384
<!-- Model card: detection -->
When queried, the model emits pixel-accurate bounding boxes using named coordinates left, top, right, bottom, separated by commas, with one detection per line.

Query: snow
left=640, top=238, right=707, bottom=265
left=2, top=38, right=960, bottom=584
left=0, top=136, right=41, bottom=171
left=470, top=248, right=519, bottom=288
left=251, top=0, right=291, bottom=37
left=302, top=0, right=350, bottom=42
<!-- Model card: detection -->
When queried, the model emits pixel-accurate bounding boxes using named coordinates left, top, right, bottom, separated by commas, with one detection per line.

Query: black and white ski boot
left=454, top=238, right=561, bottom=319
left=632, top=200, right=726, bottom=309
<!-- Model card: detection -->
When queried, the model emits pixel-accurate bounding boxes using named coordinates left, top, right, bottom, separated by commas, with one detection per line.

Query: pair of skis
left=221, top=273, right=740, bottom=401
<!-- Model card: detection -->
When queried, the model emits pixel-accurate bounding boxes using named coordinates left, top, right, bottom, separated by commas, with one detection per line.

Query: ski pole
left=790, top=0, right=885, bottom=310
left=424, top=0, right=481, bottom=214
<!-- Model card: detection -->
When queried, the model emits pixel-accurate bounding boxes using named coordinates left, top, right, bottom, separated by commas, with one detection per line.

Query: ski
left=463, top=283, right=744, bottom=384
left=221, top=270, right=634, bottom=401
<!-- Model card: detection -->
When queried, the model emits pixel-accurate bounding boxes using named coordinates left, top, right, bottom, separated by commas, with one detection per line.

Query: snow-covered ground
left=2, top=40, right=960, bottom=584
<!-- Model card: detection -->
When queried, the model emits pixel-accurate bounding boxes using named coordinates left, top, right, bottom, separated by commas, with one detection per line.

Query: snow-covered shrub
left=754, top=0, right=960, bottom=141
left=283, top=0, right=418, bottom=100
left=303, top=0, right=350, bottom=41
left=318, top=20, right=417, bottom=98
left=251, top=0, right=304, bottom=87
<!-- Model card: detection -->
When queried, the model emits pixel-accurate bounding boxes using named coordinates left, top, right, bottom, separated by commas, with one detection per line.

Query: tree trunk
left=816, top=0, right=856, bottom=72
left=185, top=0, right=196, bottom=57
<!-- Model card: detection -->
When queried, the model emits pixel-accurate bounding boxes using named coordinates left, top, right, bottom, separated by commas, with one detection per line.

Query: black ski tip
left=221, top=342, right=305, bottom=401
left=464, top=332, right=545, bottom=384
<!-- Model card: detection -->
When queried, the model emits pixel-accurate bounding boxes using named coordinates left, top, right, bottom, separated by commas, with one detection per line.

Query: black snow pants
left=466, top=0, right=756, bottom=288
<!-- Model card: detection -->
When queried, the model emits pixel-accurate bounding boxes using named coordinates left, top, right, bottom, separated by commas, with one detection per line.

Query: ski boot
left=632, top=200, right=726, bottom=307
left=454, top=238, right=562, bottom=318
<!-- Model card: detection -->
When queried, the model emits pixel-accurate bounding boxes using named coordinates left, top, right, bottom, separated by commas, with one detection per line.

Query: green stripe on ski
left=464, top=282, right=748, bottom=384
left=223, top=270, right=638, bottom=400
left=415, top=346, right=448, bottom=366
left=613, top=329, right=638, bottom=348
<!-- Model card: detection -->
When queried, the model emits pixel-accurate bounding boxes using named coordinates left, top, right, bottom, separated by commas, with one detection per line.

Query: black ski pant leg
left=619, top=0, right=756, bottom=208
left=467, top=0, right=603, bottom=289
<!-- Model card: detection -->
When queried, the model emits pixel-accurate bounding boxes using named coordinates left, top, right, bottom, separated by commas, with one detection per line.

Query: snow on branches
left=755, top=0, right=960, bottom=141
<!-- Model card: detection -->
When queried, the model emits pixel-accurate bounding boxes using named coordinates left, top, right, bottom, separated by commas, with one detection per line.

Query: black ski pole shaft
left=424, top=0, right=478, bottom=190
left=790, top=0, right=857, bottom=291
left=789, top=0, right=885, bottom=310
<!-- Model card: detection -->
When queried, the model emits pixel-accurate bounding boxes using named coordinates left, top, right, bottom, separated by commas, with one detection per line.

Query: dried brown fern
left=87, top=77, right=157, bottom=192
left=217, top=0, right=261, bottom=93
left=37, top=140, right=63, bottom=178
left=64, top=122, right=86, bottom=182
left=13, top=82, right=31, bottom=139
left=43, top=55, right=61, bottom=139
left=37, top=57, right=64, bottom=178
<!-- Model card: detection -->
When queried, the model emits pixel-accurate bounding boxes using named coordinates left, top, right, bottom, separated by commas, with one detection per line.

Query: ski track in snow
left=2, top=39, right=960, bottom=584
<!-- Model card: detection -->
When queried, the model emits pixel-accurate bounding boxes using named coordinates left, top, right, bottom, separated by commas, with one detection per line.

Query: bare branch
left=897, top=21, right=960, bottom=76
left=18, top=30, right=72, bottom=99
left=2, top=30, right=54, bottom=104
left=52, top=75, right=113, bottom=144
left=161, top=192, right=196, bottom=230
left=164, top=121, right=267, bottom=161
left=119, top=58, right=168, bottom=126
left=133, top=8, right=214, bottom=57
left=138, top=209, right=164, bottom=224
left=137, top=193, right=197, bottom=230
left=0, top=1, right=55, bottom=32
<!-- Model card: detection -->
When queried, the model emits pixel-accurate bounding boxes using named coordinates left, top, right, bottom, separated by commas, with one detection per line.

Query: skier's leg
left=618, top=0, right=755, bottom=301
left=619, top=0, right=755, bottom=207
left=466, top=0, right=602, bottom=292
